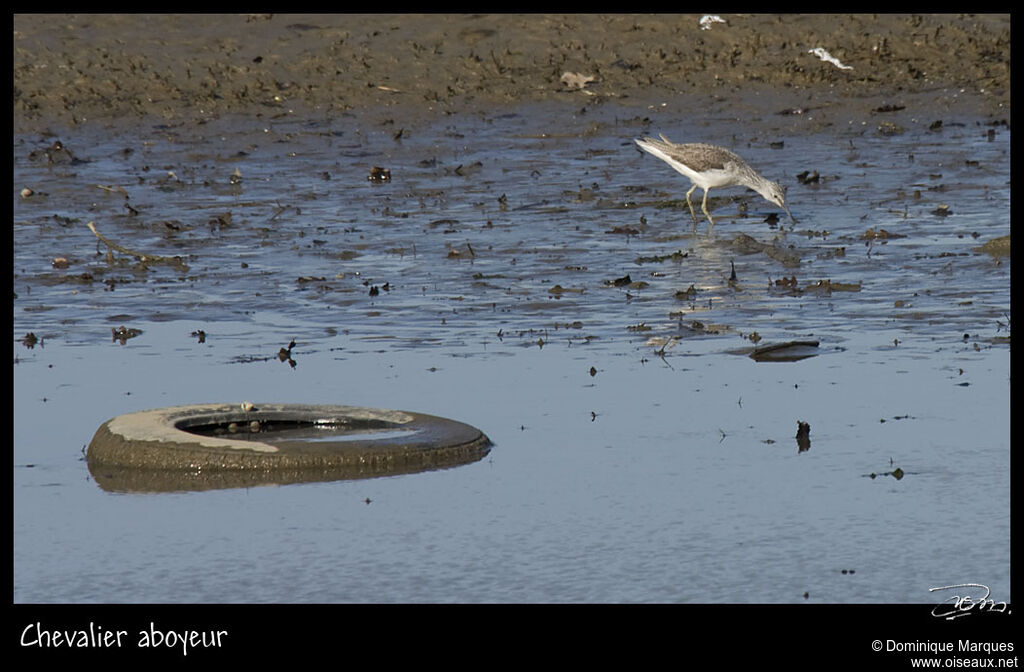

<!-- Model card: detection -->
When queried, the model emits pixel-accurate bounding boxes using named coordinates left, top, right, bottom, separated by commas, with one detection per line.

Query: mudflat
left=13, top=13, right=1010, bottom=132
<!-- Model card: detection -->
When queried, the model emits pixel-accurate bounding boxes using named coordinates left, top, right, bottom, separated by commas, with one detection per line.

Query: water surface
left=14, top=100, right=1010, bottom=603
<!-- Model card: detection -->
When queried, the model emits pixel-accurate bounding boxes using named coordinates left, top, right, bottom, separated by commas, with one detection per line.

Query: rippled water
left=14, top=100, right=1010, bottom=603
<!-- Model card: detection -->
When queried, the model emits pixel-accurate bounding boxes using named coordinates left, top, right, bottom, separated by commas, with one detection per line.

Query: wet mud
left=14, top=16, right=1010, bottom=348
left=13, top=14, right=1009, bottom=133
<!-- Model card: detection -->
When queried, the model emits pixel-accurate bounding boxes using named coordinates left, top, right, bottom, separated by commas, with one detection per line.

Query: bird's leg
left=701, top=188, right=716, bottom=234
left=684, top=184, right=700, bottom=230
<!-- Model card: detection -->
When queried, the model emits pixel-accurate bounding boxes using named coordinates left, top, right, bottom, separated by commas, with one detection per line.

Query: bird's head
left=759, top=180, right=796, bottom=223
left=762, top=181, right=788, bottom=208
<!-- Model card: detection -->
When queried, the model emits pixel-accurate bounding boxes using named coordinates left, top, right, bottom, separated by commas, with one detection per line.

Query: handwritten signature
left=929, top=583, right=1010, bottom=620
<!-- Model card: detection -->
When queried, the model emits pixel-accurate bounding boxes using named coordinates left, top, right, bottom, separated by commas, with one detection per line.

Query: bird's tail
left=634, top=135, right=674, bottom=151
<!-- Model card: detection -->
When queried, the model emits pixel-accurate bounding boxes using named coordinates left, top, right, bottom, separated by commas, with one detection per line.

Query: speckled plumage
left=635, top=134, right=794, bottom=232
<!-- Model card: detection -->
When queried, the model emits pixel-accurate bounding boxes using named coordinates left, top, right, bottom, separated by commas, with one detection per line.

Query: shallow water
left=13, top=100, right=1010, bottom=603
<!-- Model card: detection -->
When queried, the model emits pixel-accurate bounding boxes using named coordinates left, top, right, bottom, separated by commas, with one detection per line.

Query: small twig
left=96, top=184, right=129, bottom=199
left=87, top=221, right=188, bottom=271
left=270, top=200, right=288, bottom=221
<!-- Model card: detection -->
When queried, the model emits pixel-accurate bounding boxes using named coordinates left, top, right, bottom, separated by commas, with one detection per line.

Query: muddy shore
left=13, top=13, right=1010, bottom=134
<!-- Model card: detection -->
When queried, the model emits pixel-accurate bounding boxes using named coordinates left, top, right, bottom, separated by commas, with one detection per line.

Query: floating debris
left=608, top=274, right=632, bottom=287
left=750, top=341, right=820, bottom=362
left=96, top=184, right=130, bottom=199
left=803, top=279, right=862, bottom=295
left=87, top=221, right=189, bottom=272
left=156, top=170, right=185, bottom=191
left=445, top=161, right=483, bottom=178
left=674, top=284, right=697, bottom=301
left=604, top=274, right=647, bottom=290
left=29, top=139, right=79, bottom=164
left=548, top=284, right=583, bottom=296
left=796, top=170, right=820, bottom=184
left=645, top=336, right=678, bottom=356
left=368, top=166, right=391, bottom=182
left=868, top=466, right=906, bottom=481
left=635, top=249, right=688, bottom=264
left=796, top=421, right=811, bottom=452
left=209, top=212, right=233, bottom=228
left=862, top=227, right=906, bottom=240
left=670, top=320, right=728, bottom=338
left=111, top=326, right=143, bottom=345
left=278, top=339, right=297, bottom=368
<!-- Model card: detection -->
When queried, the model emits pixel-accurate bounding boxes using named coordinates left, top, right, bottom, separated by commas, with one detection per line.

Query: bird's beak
left=782, top=202, right=796, bottom=224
